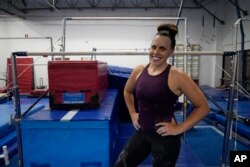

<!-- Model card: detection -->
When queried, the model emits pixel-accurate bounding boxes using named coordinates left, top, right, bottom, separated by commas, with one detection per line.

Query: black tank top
left=135, top=64, right=178, bottom=132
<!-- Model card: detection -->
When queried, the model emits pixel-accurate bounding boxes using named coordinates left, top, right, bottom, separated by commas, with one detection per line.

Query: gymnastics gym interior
left=0, top=0, right=250, bottom=167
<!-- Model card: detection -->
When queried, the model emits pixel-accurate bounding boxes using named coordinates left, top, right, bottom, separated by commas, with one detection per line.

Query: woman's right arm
left=123, top=65, right=144, bottom=130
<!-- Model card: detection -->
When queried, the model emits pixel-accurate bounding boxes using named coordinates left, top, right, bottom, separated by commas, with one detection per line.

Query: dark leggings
left=114, top=130, right=181, bottom=167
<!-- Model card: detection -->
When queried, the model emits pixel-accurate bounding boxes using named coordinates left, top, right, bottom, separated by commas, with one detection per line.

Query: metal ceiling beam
left=151, top=0, right=168, bottom=8
left=109, top=0, right=123, bottom=8
left=86, top=0, right=101, bottom=7
left=0, top=0, right=208, bottom=14
left=21, top=6, right=200, bottom=12
left=129, top=0, right=142, bottom=7
left=0, top=0, right=25, bottom=19
left=44, top=0, right=61, bottom=13
left=12, top=0, right=199, bottom=10
left=193, top=0, right=225, bottom=25
left=228, top=0, right=248, bottom=16
left=21, top=0, right=27, bottom=6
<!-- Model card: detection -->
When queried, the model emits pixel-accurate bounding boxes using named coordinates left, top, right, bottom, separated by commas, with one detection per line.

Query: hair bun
left=157, top=24, right=178, bottom=37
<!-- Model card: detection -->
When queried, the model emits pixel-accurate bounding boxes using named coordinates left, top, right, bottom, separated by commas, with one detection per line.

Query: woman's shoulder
left=133, top=64, right=147, bottom=73
left=169, top=65, right=184, bottom=75
left=130, top=64, right=147, bottom=79
left=169, top=66, right=189, bottom=81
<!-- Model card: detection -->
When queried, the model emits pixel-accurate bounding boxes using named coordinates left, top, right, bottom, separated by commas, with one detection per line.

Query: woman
left=115, top=24, right=210, bottom=167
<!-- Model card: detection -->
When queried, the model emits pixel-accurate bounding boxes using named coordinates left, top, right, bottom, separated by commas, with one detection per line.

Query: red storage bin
left=48, top=60, right=108, bottom=110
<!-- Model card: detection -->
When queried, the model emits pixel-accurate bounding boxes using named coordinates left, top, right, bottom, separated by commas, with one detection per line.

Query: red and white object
left=48, top=60, right=108, bottom=110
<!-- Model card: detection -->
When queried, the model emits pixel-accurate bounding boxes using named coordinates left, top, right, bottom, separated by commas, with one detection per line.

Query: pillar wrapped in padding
left=48, top=60, right=108, bottom=110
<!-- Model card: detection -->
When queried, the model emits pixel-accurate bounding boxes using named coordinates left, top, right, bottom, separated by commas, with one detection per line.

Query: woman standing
left=115, top=24, right=210, bottom=167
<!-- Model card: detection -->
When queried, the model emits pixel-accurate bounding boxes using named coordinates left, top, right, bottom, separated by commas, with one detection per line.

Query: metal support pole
left=62, top=18, right=67, bottom=52
left=220, top=18, right=239, bottom=167
left=234, top=0, right=245, bottom=89
left=176, top=0, right=185, bottom=26
left=220, top=54, right=238, bottom=167
left=11, top=54, right=23, bottom=167
left=220, top=18, right=250, bottom=167
left=11, top=54, right=22, bottom=121
left=182, top=16, right=188, bottom=143
left=49, top=37, right=54, bottom=60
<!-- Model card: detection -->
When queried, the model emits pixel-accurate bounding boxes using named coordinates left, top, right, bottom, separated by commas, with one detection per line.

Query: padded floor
left=186, top=126, right=250, bottom=166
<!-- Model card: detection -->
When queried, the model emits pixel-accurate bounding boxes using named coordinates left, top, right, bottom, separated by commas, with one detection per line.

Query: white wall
left=0, top=0, right=249, bottom=88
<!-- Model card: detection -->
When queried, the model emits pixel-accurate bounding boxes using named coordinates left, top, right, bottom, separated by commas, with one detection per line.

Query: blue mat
left=199, top=85, right=250, bottom=140
left=0, top=97, right=48, bottom=166
left=20, top=89, right=118, bottom=167
left=200, top=85, right=250, bottom=119
left=200, top=85, right=249, bottom=101
left=0, top=97, right=48, bottom=139
left=186, top=126, right=250, bottom=166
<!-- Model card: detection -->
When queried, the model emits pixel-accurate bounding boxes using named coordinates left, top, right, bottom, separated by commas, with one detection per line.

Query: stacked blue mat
left=108, top=65, right=133, bottom=122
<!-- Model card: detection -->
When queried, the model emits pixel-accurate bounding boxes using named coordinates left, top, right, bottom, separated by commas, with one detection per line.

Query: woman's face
left=149, top=35, right=173, bottom=66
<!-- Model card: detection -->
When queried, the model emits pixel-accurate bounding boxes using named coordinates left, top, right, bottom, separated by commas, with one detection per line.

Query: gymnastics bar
left=10, top=49, right=223, bottom=166
left=12, top=51, right=224, bottom=56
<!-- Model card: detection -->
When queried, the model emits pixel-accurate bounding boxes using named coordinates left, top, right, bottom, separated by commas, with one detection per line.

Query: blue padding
left=24, top=89, right=118, bottom=121
left=201, top=85, right=250, bottom=120
left=0, top=131, right=16, bottom=147
left=214, top=114, right=250, bottom=139
left=0, top=131, right=17, bottom=166
left=0, top=141, right=17, bottom=166
left=20, top=89, right=118, bottom=167
left=207, top=100, right=250, bottom=120
left=107, top=65, right=132, bottom=77
left=107, top=65, right=135, bottom=122
left=0, top=96, right=7, bottom=104
left=0, top=97, right=47, bottom=138
left=198, top=85, right=250, bottom=140
left=206, top=100, right=250, bottom=139
left=30, top=163, right=51, bottom=167
left=200, top=85, right=250, bottom=101
left=80, top=162, right=102, bottom=167
left=22, top=122, right=110, bottom=166
left=107, top=65, right=131, bottom=91
left=176, top=142, right=205, bottom=167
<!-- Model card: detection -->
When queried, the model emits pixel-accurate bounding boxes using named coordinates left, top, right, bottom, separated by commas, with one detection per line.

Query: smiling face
left=149, top=35, right=174, bottom=67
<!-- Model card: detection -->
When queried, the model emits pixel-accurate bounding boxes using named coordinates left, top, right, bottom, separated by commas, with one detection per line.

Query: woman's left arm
left=156, top=70, right=210, bottom=136
left=176, top=71, right=210, bottom=134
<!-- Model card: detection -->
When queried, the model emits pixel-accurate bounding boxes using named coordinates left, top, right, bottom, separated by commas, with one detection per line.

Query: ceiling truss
left=0, top=0, right=248, bottom=25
